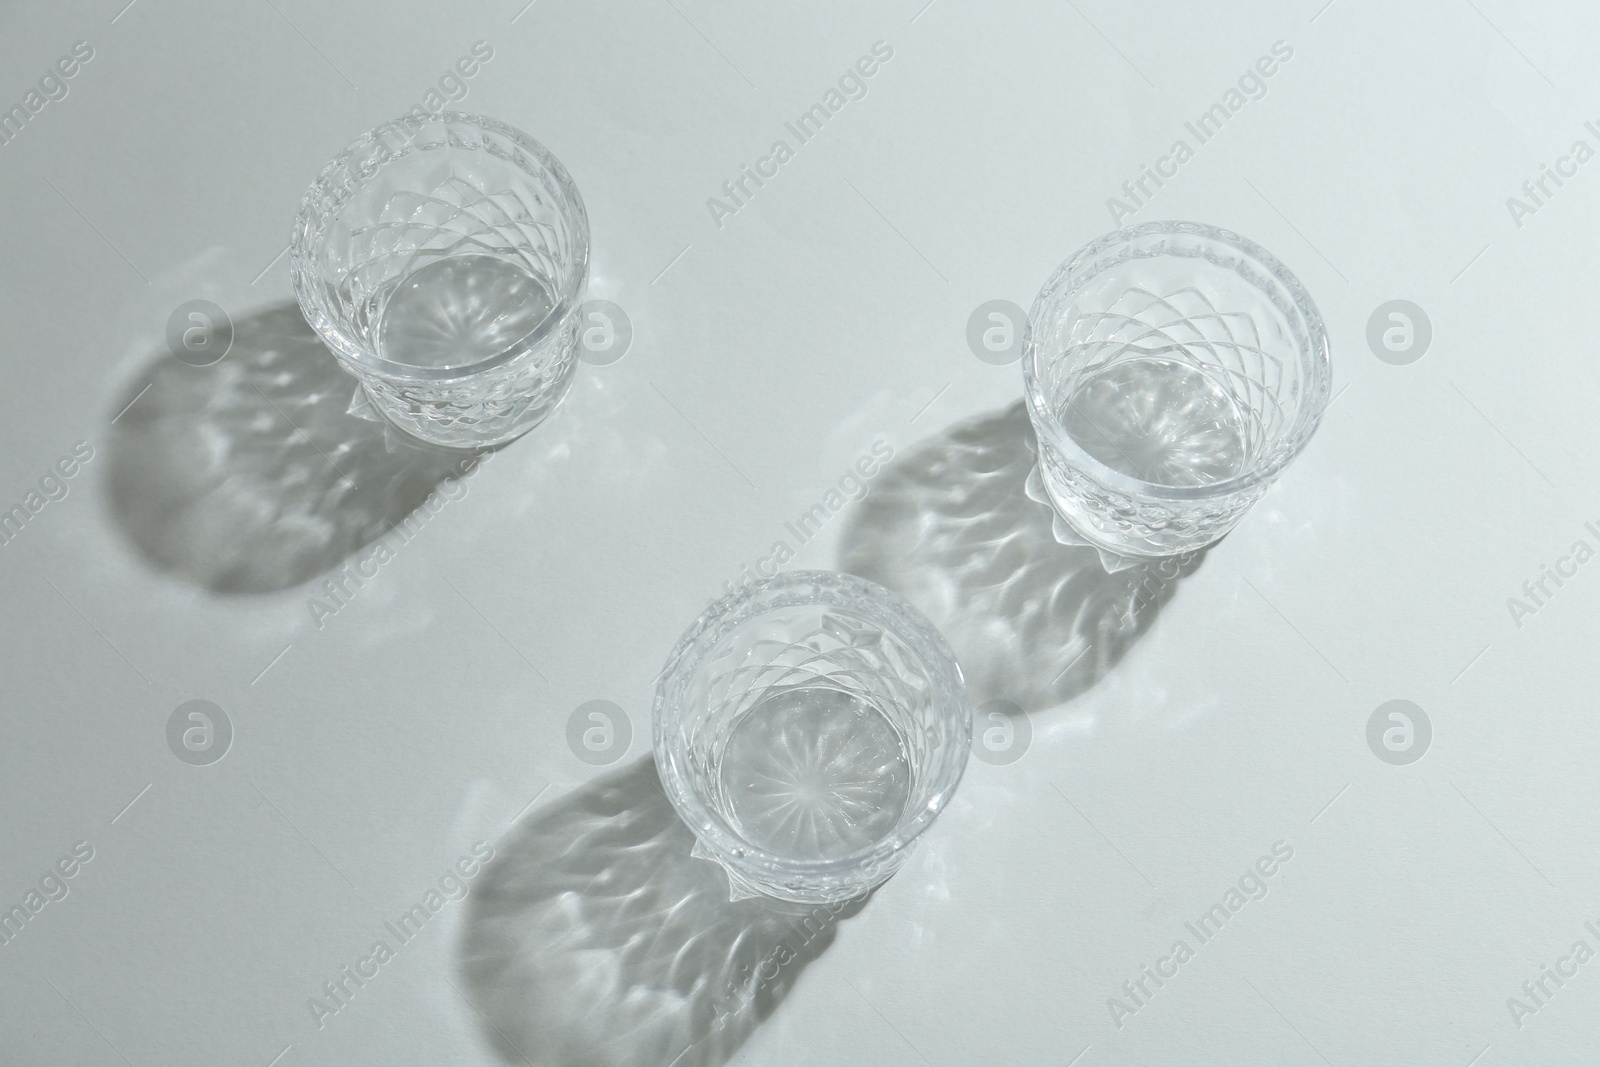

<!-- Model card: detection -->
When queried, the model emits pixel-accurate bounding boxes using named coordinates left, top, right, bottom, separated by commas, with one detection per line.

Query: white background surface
left=2, top=0, right=1597, bottom=1064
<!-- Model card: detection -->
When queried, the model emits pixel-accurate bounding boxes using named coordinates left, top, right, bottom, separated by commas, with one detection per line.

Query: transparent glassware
left=1023, top=220, right=1331, bottom=559
left=291, top=111, right=589, bottom=449
left=654, top=571, right=971, bottom=904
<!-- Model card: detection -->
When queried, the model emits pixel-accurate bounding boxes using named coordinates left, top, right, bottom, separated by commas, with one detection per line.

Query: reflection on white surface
left=103, top=302, right=474, bottom=594
left=839, top=402, right=1204, bottom=714
left=460, top=758, right=865, bottom=1067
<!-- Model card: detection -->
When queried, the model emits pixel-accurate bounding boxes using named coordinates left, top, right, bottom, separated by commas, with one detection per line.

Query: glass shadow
left=838, top=401, right=1206, bottom=713
left=458, top=757, right=864, bottom=1067
left=102, top=302, right=475, bottom=594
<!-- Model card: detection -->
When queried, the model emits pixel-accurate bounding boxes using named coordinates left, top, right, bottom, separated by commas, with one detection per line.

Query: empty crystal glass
left=291, top=112, right=589, bottom=448
left=654, top=571, right=971, bottom=904
left=1023, top=221, right=1331, bottom=558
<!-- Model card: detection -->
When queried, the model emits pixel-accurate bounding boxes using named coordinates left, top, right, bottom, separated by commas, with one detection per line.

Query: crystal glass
left=291, top=112, right=589, bottom=448
left=654, top=571, right=971, bottom=904
left=1023, top=220, right=1331, bottom=558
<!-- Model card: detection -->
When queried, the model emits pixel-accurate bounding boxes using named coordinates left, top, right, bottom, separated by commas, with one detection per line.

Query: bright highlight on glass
left=292, top=111, right=589, bottom=449
left=654, top=571, right=971, bottom=904
left=1024, top=220, right=1331, bottom=558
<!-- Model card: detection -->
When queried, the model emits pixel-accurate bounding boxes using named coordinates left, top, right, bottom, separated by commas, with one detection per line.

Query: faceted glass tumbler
left=1023, top=220, right=1331, bottom=558
left=654, top=571, right=971, bottom=904
left=291, top=111, right=589, bottom=448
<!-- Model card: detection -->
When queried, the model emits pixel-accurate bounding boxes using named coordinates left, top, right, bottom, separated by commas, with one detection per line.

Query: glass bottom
left=1056, top=353, right=1249, bottom=488
left=717, top=686, right=911, bottom=864
left=342, top=252, right=582, bottom=449
left=377, top=254, right=557, bottom=370
left=352, top=351, right=577, bottom=451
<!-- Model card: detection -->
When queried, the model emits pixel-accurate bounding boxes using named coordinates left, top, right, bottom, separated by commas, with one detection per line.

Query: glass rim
left=651, top=569, right=971, bottom=883
left=289, top=110, right=591, bottom=383
left=1021, top=219, right=1332, bottom=502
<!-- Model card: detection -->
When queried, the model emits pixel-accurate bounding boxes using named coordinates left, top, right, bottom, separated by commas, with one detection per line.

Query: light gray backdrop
left=0, top=0, right=1593, bottom=1064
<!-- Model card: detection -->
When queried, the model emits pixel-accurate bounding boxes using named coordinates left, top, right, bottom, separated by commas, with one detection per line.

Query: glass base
left=1024, top=460, right=1232, bottom=568
left=1024, top=462, right=1153, bottom=571
left=344, top=365, right=573, bottom=451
